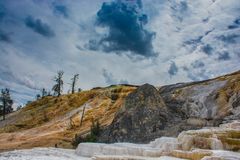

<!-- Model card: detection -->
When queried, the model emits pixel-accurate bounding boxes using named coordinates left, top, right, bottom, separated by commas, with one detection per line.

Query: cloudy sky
left=0, top=0, right=239, bottom=106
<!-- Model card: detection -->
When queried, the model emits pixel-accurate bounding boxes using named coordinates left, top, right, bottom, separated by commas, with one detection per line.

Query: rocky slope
left=0, top=85, right=137, bottom=152
left=0, top=70, right=239, bottom=152
left=99, top=70, right=240, bottom=143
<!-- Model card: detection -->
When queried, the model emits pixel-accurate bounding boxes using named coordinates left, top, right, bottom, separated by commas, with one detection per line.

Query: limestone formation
left=76, top=121, right=240, bottom=160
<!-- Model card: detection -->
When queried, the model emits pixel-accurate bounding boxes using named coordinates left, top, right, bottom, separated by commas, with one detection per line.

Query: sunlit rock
left=171, top=149, right=213, bottom=160
left=202, top=150, right=240, bottom=160
left=178, top=120, right=240, bottom=151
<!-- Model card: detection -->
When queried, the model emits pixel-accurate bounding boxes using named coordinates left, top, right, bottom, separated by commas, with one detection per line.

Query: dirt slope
left=0, top=85, right=136, bottom=152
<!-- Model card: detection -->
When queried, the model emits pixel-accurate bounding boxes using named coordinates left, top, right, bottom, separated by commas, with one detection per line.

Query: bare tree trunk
left=80, top=104, right=86, bottom=127
left=3, top=99, right=6, bottom=120
left=72, top=80, right=75, bottom=94
left=58, top=78, right=61, bottom=97
left=71, top=74, right=79, bottom=94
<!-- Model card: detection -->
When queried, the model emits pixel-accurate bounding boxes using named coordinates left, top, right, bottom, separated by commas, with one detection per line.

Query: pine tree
left=0, top=88, right=13, bottom=120
left=36, top=94, right=41, bottom=100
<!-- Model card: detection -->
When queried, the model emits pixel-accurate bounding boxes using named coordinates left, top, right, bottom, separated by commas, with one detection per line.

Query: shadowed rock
left=99, top=84, right=169, bottom=143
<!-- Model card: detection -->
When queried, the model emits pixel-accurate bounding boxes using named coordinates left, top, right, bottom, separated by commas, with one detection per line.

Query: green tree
left=0, top=88, right=13, bottom=120
left=36, top=94, right=41, bottom=100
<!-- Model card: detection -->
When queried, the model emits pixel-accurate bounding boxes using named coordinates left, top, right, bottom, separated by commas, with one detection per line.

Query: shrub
left=72, top=119, right=101, bottom=147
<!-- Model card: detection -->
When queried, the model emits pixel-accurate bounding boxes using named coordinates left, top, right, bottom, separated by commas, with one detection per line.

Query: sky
left=0, top=0, right=239, bottom=106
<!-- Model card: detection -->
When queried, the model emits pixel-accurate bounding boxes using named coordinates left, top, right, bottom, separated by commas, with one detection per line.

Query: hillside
left=99, top=70, right=240, bottom=143
left=0, top=85, right=137, bottom=152
left=0, top=70, right=239, bottom=153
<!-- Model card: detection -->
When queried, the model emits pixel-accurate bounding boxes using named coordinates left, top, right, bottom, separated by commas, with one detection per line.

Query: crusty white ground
left=0, top=148, right=90, bottom=160
left=0, top=147, right=185, bottom=160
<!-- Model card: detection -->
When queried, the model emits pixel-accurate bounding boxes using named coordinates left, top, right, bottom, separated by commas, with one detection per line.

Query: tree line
left=36, top=71, right=81, bottom=99
left=0, top=71, right=81, bottom=121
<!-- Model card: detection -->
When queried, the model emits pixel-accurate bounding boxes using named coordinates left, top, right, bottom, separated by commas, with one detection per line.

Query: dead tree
left=70, top=74, right=79, bottom=94
left=80, top=104, right=86, bottom=127
left=52, top=71, right=64, bottom=97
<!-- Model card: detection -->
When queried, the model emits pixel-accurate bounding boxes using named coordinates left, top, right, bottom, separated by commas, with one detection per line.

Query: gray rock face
left=99, top=84, right=169, bottom=143
left=99, top=84, right=202, bottom=143
left=99, top=71, right=240, bottom=143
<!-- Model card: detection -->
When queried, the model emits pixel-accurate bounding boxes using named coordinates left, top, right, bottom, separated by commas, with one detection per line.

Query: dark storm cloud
left=0, top=5, right=12, bottom=43
left=0, top=4, right=6, bottom=21
left=168, top=62, right=178, bottom=76
left=88, top=0, right=156, bottom=57
left=228, top=18, right=240, bottom=29
left=183, top=36, right=203, bottom=51
left=171, top=1, right=189, bottom=22
left=235, top=18, right=240, bottom=25
left=0, top=30, right=11, bottom=43
left=218, top=34, right=239, bottom=44
left=53, top=5, right=69, bottom=18
left=24, top=16, right=55, bottom=38
left=218, top=52, right=231, bottom=61
left=228, top=25, right=239, bottom=29
left=191, top=60, right=204, bottom=68
left=184, top=36, right=203, bottom=45
left=202, top=44, right=213, bottom=55
left=183, top=29, right=214, bottom=52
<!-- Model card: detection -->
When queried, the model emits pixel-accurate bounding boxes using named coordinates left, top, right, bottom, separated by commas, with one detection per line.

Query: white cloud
left=0, top=0, right=239, bottom=105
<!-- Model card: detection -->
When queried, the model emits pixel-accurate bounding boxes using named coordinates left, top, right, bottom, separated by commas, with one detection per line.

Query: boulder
left=99, top=84, right=169, bottom=143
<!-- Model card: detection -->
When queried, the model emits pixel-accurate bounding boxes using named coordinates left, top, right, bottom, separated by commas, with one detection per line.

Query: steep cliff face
left=99, top=71, right=240, bottom=143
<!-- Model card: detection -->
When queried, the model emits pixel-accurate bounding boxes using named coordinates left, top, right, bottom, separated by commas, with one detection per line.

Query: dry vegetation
left=0, top=71, right=239, bottom=152
left=0, top=85, right=136, bottom=152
